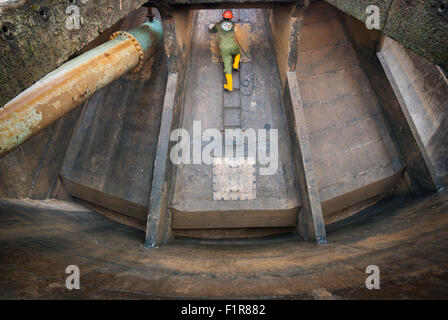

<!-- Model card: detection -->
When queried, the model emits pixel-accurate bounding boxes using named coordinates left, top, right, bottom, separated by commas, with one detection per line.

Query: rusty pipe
left=0, top=20, right=162, bottom=158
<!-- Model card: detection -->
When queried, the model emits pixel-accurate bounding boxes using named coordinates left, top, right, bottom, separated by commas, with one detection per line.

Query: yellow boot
left=233, top=54, right=241, bottom=70
left=224, top=73, right=233, bottom=91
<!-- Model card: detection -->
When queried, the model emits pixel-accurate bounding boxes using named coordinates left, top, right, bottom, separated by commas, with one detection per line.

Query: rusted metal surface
left=111, top=31, right=146, bottom=71
left=0, top=21, right=162, bottom=158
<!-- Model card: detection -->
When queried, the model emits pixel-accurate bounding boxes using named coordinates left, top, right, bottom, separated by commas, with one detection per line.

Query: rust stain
left=0, top=38, right=140, bottom=157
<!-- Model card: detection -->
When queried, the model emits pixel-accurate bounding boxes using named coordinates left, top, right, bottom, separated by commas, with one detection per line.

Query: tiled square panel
left=213, top=157, right=256, bottom=200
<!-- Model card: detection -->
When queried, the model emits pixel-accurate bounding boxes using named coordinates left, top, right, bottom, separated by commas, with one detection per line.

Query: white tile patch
left=213, top=157, right=256, bottom=201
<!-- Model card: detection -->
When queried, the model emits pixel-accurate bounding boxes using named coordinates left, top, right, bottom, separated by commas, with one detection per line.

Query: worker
left=209, top=9, right=241, bottom=92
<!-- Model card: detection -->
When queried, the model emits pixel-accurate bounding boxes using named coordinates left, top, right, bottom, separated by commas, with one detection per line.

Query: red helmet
left=223, top=9, right=233, bottom=19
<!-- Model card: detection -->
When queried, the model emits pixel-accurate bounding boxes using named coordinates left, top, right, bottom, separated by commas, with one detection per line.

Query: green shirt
left=210, top=20, right=239, bottom=52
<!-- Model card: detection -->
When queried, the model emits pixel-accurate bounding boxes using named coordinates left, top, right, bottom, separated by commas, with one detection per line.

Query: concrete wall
left=378, top=37, right=448, bottom=190
left=324, top=0, right=448, bottom=71
left=341, top=14, right=438, bottom=193
left=268, top=1, right=307, bottom=87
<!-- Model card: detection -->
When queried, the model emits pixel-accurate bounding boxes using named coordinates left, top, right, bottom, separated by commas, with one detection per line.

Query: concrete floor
left=0, top=191, right=447, bottom=299
left=170, top=9, right=300, bottom=228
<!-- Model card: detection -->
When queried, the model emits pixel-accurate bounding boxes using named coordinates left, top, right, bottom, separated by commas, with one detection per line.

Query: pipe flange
left=110, top=31, right=145, bottom=72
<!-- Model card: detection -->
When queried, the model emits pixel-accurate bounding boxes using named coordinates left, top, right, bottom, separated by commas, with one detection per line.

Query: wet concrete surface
left=0, top=191, right=447, bottom=299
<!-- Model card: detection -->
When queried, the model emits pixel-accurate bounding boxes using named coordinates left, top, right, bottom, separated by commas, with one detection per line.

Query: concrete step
left=223, top=70, right=242, bottom=128
left=233, top=69, right=240, bottom=90
left=223, top=107, right=241, bottom=128
left=296, top=1, right=404, bottom=223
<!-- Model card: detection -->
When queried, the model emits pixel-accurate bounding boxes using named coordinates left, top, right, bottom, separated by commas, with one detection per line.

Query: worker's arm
left=209, top=23, right=218, bottom=33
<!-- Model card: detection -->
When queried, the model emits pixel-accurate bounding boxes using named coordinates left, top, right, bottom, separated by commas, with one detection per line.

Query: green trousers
left=220, top=43, right=240, bottom=74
